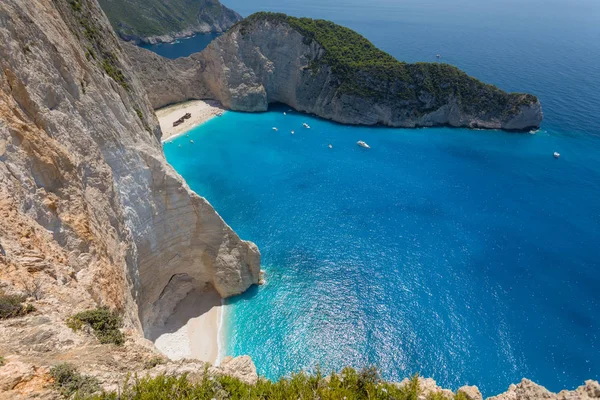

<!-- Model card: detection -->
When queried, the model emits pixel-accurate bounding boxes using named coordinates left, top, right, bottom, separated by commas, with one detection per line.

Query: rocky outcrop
left=395, top=377, right=600, bottom=400
left=123, top=42, right=212, bottom=109
left=490, top=379, right=600, bottom=400
left=98, top=0, right=242, bottom=44
left=125, top=13, right=542, bottom=131
left=0, top=0, right=259, bottom=355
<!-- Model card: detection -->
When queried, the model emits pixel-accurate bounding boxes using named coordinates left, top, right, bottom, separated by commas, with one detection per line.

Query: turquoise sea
left=162, top=0, right=600, bottom=395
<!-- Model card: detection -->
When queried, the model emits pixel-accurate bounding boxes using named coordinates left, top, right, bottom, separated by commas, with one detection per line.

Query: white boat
left=291, top=130, right=295, bottom=135
left=190, top=140, right=194, bottom=144
left=357, top=140, right=370, bottom=149
left=554, top=152, right=560, bottom=159
left=303, top=123, right=310, bottom=129
left=283, top=112, right=287, bottom=116
left=328, top=144, right=333, bottom=149
left=272, top=127, right=278, bottom=131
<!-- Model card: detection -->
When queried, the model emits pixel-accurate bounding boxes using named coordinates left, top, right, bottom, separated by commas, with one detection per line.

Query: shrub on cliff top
left=50, top=363, right=100, bottom=398
left=85, top=368, right=430, bottom=399
left=67, top=307, right=125, bottom=346
left=0, top=291, right=35, bottom=320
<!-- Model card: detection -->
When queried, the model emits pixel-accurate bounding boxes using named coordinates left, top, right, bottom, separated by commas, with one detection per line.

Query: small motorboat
left=436, top=54, right=441, bottom=59
left=291, top=130, right=295, bottom=135
left=273, top=127, right=278, bottom=131
left=190, top=140, right=194, bottom=144
left=283, top=112, right=287, bottom=116
left=357, top=140, right=371, bottom=149
left=328, top=144, right=333, bottom=149
left=554, top=152, right=560, bottom=159
left=303, top=123, right=310, bottom=129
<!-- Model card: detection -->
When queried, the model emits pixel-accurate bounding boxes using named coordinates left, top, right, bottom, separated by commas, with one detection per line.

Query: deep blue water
left=163, top=0, right=600, bottom=395
left=139, top=32, right=221, bottom=59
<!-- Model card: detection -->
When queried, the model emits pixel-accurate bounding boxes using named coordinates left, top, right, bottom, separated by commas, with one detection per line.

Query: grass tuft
left=50, top=363, right=100, bottom=398
left=0, top=291, right=35, bottom=320
left=66, top=307, right=125, bottom=346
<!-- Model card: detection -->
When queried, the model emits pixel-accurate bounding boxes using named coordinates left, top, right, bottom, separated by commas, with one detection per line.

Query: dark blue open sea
left=162, top=0, right=600, bottom=395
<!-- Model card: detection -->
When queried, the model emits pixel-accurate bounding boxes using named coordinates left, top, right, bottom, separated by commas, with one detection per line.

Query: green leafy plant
left=0, top=356, right=5, bottom=366
left=50, top=363, right=100, bottom=398
left=84, top=368, right=440, bottom=400
left=0, top=291, right=35, bottom=320
left=66, top=307, right=125, bottom=346
left=143, top=356, right=166, bottom=370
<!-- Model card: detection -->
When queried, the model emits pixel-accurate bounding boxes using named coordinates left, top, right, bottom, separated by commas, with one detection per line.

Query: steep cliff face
left=98, top=0, right=242, bottom=44
left=127, top=13, right=543, bottom=131
left=123, top=42, right=212, bottom=109
left=0, top=0, right=259, bottom=349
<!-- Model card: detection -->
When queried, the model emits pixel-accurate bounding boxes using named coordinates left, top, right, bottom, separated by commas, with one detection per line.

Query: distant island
left=97, top=0, right=242, bottom=44
left=126, top=12, right=543, bottom=130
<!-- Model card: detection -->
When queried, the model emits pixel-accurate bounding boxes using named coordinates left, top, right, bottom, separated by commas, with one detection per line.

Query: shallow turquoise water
left=163, top=0, right=600, bottom=395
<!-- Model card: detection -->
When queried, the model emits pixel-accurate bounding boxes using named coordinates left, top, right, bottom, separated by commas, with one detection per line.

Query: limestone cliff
left=126, top=12, right=543, bottom=131
left=0, top=0, right=259, bottom=369
left=98, top=0, right=242, bottom=44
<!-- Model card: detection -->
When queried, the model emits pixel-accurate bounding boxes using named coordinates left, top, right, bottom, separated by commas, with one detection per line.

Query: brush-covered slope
left=127, top=12, right=543, bottom=130
left=98, top=0, right=242, bottom=43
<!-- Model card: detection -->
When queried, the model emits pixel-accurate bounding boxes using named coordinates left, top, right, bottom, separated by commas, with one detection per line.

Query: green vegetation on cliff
left=51, top=363, right=100, bottom=398
left=67, top=307, right=125, bottom=345
left=85, top=368, right=467, bottom=400
left=98, top=0, right=241, bottom=40
left=0, top=291, right=35, bottom=319
left=237, top=13, right=538, bottom=117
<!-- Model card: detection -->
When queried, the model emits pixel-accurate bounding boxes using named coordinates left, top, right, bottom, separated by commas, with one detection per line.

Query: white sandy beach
left=156, top=100, right=226, bottom=142
left=149, top=288, right=222, bottom=364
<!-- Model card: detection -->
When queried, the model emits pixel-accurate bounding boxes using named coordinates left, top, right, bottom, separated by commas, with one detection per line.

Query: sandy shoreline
left=150, top=288, right=222, bottom=364
left=156, top=100, right=226, bottom=142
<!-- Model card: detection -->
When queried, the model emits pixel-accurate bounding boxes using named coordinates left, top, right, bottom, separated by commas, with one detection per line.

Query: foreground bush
left=0, top=291, right=35, bottom=319
left=84, top=367, right=459, bottom=400
left=50, top=363, right=100, bottom=398
left=66, top=307, right=125, bottom=345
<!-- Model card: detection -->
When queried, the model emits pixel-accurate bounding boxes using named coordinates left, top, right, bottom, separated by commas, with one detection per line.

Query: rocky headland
left=98, top=0, right=242, bottom=44
left=125, top=12, right=543, bottom=131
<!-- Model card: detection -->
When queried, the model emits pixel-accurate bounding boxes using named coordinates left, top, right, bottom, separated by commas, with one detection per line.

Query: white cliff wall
left=0, top=0, right=259, bottom=335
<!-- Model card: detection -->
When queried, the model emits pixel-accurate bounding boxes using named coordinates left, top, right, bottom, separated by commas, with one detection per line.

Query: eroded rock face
left=490, top=379, right=600, bottom=400
left=0, top=0, right=259, bottom=346
left=125, top=16, right=543, bottom=131
left=210, top=356, right=258, bottom=385
left=123, top=43, right=212, bottom=109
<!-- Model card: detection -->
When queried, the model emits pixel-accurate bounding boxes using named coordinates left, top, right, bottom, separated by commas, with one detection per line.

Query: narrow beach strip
left=156, top=100, right=226, bottom=142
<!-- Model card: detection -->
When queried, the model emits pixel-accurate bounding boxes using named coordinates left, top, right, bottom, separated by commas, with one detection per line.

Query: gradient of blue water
left=139, top=33, right=221, bottom=59
left=163, top=0, right=600, bottom=395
